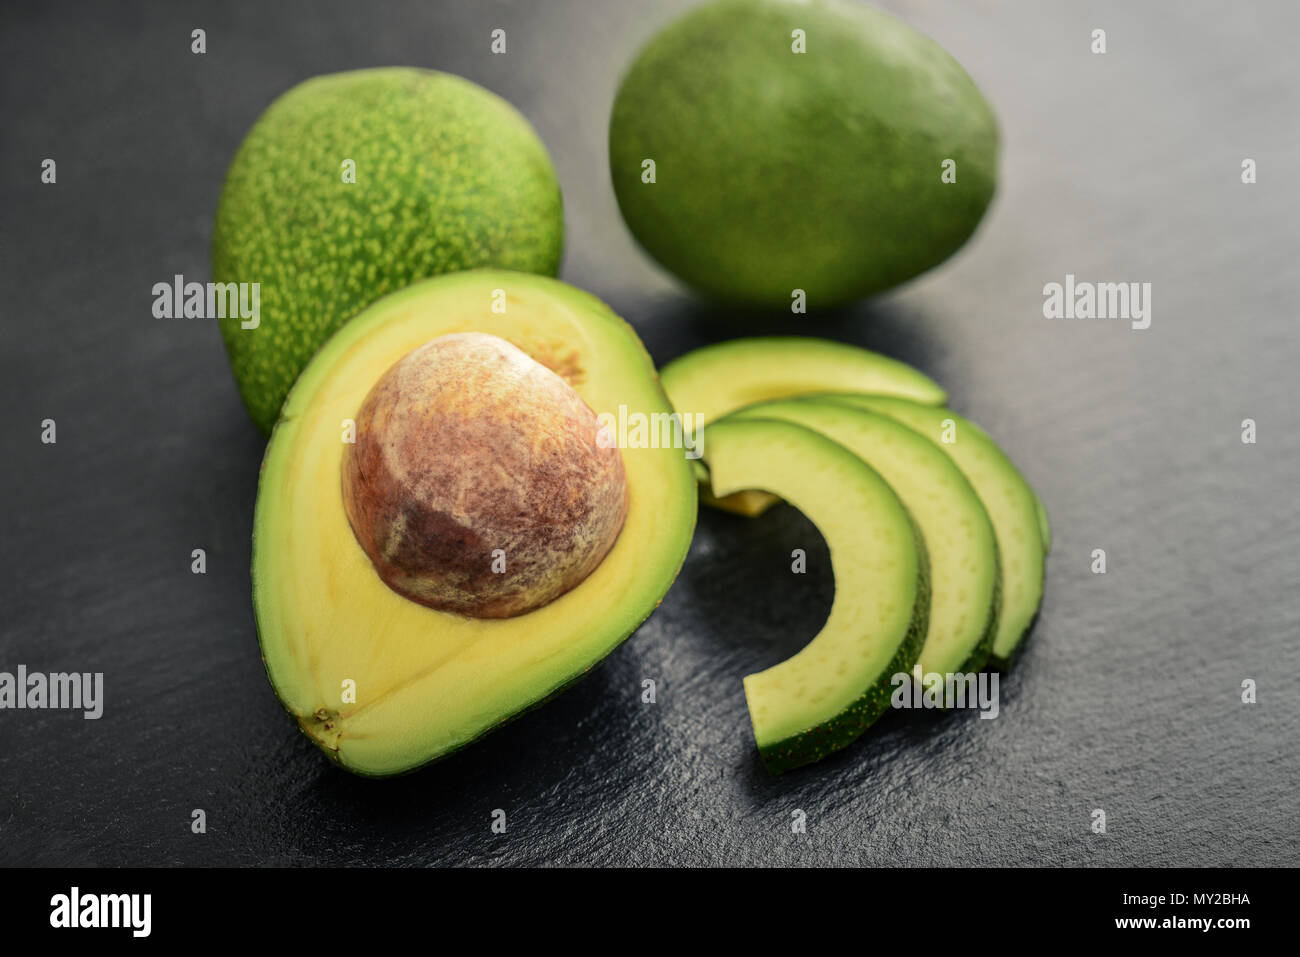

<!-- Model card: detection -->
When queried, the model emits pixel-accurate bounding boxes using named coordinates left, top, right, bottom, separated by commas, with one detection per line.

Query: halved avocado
left=827, top=395, right=1045, bottom=667
left=701, top=417, right=928, bottom=773
left=730, top=398, right=999, bottom=679
left=662, top=337, right=946, bottom=516
left=252, top=270, right=697, bottom=776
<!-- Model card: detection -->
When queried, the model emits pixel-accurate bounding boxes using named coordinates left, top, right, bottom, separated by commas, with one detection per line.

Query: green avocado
left=253, top=270, right=696, bottom=776
left=661, top=336, right=946, bottom=426
left=701, top=416, right=928, bottom=773
left=828, top=395, right=1045, bottom=667
left=214, top=68, right=565, bottom=433
left=660, top=336, right=945, bottom=516
left=730, top=398, right=999, bottom=679
left=609, top=0, right=998, bottom=308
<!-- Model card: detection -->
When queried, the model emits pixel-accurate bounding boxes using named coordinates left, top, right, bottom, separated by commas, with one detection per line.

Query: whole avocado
left=609, top=0, right=998, bottom=308
left=213, top=68, right=564, bottom=433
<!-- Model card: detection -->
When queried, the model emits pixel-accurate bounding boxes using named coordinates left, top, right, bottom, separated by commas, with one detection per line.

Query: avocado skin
left=989, top=598, right=1042, bottom=672
left=610, top=0, right=998, bottom=308
left=758, top=513, right=930, bottom=775
left=214, top=68, right=564, bottom=433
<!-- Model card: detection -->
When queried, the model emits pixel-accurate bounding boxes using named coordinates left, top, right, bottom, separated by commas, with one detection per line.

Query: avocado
left=1035, top=494, right=1053, bottom=553
left=661, top=337, right=945, bottom=515
left=253, top=270, right=696, bottom=776
left=661, top=336, right=945, bottom=426
left=701, top=417, right=928, bottom=773
left=731, top=399, right=998, bottom=678
left=213, top=68, right=565, bottom=433
left=828, top=395, right=1045, bottom=667
left=609, top=0, right=998, bottom=307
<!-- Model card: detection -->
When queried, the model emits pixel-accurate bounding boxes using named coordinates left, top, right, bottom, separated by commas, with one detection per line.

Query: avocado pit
left=342, top=332, right=628, bottom=618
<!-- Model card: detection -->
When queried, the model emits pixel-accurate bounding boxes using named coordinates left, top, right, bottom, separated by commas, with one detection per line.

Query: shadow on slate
left=630, top=288, right=949, bottom=377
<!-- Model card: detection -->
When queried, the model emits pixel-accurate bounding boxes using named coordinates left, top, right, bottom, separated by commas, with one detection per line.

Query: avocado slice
left=827, top=395, right=1045, bottom=667
left=1035, top=495, right=1053, bottom=553
left=252, top=270, right=696, bottom=776
left=662, top=337, right=945, bottom=516
left=702, top=417, right=928, bottom=773
left=662, top=337, right=945, bottom=426
left=730, top=399, right=999, bottom=678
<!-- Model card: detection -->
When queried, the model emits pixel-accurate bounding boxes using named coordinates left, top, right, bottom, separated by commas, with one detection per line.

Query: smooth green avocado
left=609, top=0, right=998, bottom=307
left=214, top=68, right=565, bottom=433
left=254, top=270, right=696, bottom=776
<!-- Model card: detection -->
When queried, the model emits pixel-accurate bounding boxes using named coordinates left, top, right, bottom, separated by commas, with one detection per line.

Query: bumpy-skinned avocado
left=253, top=271, right=696, bottom=776
left=214, top=68, right=565, bottom=433
left=609, top=0, right=998, bottom=308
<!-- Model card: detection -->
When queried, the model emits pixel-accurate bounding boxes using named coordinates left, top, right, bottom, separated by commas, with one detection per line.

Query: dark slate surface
left=1, top=0, right=1297, bottom=867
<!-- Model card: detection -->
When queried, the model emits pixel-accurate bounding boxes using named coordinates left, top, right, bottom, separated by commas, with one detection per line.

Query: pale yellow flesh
left=660, top=337, right=946, bottom=427
left=704, top=418, right=919, bottom=748
left=731, top=400, right=997, bottom=677
left=254, top=272, right=696, bottom=775
left=699, top=487, right=781, bottom=516
left=828, top=395, right=1044, bottom=662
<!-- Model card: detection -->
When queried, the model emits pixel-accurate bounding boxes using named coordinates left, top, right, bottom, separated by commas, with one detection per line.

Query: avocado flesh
left=253, top=271, right=696, bottom=776
left=1035, top=495, right=1053, bottom=553
left=661, top=337, right=945, bottom=427
left=214, top=67, right=565, bottom=433
left=827, top=395, right=1045, bottom=667
left=699, top=487, right=783, bottom=517
left=731, top=399, right=998, bottom=678
left=702, top=418, right=928, bottom=773
left=662, top=337, right=945, bottom=517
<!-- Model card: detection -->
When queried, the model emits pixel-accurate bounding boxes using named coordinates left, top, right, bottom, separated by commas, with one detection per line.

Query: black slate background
left=1, top=0, right=1297, bottom=867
